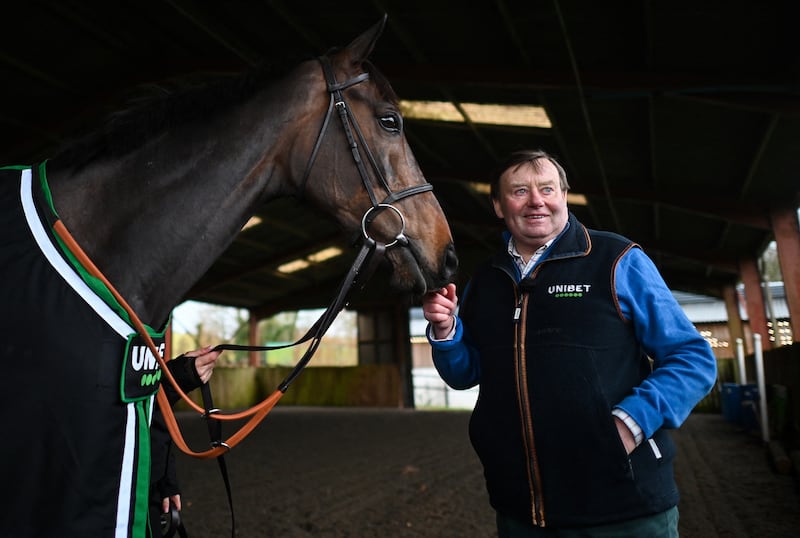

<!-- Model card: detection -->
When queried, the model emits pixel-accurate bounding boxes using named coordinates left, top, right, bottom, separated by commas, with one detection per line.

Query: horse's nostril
left=442, top=242, right=458, bottom=281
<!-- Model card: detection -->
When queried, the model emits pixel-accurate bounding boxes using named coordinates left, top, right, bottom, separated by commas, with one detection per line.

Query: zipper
left=513, top=293, right=524, bottom=323
left=513, top=290, right=546, bottom=526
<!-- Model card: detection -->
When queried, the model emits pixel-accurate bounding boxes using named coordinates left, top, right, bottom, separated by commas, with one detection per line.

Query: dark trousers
left=497, top=506, right=679, bottom=538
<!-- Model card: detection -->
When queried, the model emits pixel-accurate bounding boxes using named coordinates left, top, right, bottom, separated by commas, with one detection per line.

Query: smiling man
left=422, top=149, right=716, bottom=537
left=490, top=153, right=568, bottom=264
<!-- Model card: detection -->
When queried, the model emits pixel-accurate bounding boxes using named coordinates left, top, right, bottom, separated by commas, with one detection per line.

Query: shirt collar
left=505, top=220, right=571, bottom=278
left=508, top=239, right=550, bottom=277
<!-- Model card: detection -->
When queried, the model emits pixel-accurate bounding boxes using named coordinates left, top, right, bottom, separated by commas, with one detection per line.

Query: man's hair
left=490, top=149, right=570, bottom=200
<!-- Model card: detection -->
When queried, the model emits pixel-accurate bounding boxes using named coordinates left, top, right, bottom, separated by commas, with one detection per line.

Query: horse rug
left=0, top=165, right=164, bottom=537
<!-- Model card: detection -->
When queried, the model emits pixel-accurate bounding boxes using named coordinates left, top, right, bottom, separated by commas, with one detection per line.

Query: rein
left=54, top=54, right=435, bottom=459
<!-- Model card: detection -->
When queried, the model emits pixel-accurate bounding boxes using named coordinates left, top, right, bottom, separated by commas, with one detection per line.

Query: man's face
left=492, top=159, right=569, bottom=257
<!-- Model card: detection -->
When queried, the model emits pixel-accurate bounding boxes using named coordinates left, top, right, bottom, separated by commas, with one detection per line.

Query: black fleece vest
left=461, top=216, right=678, bottom=528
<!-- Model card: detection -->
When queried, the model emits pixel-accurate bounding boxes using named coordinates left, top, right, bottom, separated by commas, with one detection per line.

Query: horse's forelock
left=364, top=61, right=398, bottom=106
left=324, top=46, right=398, bottom=106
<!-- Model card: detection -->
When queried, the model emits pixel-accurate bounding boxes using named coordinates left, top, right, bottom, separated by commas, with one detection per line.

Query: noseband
left=300, top=55, right=433, bottom=248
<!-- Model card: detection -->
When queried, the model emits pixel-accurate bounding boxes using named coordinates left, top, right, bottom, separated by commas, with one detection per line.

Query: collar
left=495, top=213, right=589, bottom=280
left=508, top=238, right=552, bottom=277
left=504, top=219, right=573, bottom=277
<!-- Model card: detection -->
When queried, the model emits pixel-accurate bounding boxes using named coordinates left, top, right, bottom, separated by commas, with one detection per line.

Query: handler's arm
left=613, top=248, right=717, bottom=440
left=423, top=285, right=481, bottom=390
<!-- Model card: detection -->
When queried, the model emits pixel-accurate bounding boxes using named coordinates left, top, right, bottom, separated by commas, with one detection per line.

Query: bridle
left=54, top=53, right=437, bottom=459
left=300, top=55, right=433, bottom=238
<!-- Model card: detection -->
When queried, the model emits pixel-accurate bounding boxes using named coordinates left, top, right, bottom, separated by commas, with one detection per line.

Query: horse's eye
left=379, top=114, right=402, bottom=133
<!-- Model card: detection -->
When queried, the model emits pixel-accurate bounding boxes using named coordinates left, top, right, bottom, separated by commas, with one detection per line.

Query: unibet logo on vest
left=548, top=283, right=592, bottom=298
left=122, top=334, right=165, bottom=402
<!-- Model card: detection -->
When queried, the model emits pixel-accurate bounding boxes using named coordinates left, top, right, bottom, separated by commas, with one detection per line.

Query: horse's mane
left=51, top=57, right=306, bottom=169
left=51, top=52, right=397, bottom=171
left=52, top=49, right=397, bottom=168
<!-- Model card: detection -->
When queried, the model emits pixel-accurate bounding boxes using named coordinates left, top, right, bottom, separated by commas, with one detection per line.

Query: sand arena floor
left=173, top=409, right=800, bottom=537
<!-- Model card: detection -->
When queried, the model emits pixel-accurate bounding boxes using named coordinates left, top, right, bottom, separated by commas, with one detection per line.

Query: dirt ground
left=173, top=408, right=800, bottom=537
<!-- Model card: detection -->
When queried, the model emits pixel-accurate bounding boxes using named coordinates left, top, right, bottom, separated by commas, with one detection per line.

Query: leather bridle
left=300, top=55, right=433, bottom=220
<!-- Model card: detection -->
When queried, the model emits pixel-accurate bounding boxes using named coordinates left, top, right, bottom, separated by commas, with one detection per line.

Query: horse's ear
left=345, top=14, right=387, bottom=65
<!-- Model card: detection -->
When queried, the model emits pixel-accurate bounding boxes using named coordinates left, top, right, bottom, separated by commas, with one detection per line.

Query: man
left=423, top=149, right=716, bottom=537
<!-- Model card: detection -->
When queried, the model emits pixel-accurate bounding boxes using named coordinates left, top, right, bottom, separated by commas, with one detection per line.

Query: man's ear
left=492, top=197, right=504, bottom=219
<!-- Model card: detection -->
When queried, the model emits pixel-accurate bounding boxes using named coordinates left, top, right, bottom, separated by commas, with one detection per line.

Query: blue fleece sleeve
left=427, top=317, right=481, bottom=389
left=614, top=248, right=718, bottom=438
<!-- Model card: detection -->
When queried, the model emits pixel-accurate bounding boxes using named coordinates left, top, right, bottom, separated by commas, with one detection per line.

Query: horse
left=0, top=17, right=457, bottom=537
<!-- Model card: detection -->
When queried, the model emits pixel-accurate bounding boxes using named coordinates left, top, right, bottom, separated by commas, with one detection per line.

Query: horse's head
left=290, top=17, right=458, bottom=295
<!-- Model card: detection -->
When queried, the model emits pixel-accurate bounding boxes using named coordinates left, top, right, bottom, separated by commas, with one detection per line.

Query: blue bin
left=721, top=383, right=742, bottom=424
left=740, top=383, right=759, bottom=431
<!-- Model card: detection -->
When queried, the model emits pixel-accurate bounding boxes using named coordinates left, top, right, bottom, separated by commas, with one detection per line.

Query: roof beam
left=381, top=63, right=797, bottom=96
left=712, top=115, right=779, bottom=250
left=580, top=189, right=771, bottom=231
left=189, top=233, right=345, bottom=295
left=264, top=0, right=327, bottom=53
left=164, top=0, right=262, bottom=66
left=644, top=241, right=740, bottom=275
left=374, top=0, right=500, bottom=161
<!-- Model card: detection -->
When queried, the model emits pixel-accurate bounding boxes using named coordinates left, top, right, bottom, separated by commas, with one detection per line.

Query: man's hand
left=422, top=283, right=459, bottom=339
left=614, top=415, right=637, bottom=455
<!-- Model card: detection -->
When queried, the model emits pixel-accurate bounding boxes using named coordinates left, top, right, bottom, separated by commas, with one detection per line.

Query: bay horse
left=0, top=17, right=456, bottom=537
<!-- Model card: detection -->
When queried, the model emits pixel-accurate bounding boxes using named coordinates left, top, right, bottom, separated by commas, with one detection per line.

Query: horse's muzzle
left=439, top=242, right=458, bottom=285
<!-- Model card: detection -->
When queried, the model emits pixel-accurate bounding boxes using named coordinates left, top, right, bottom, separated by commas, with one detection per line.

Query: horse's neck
left=48, top=85, right=310, bottom=328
